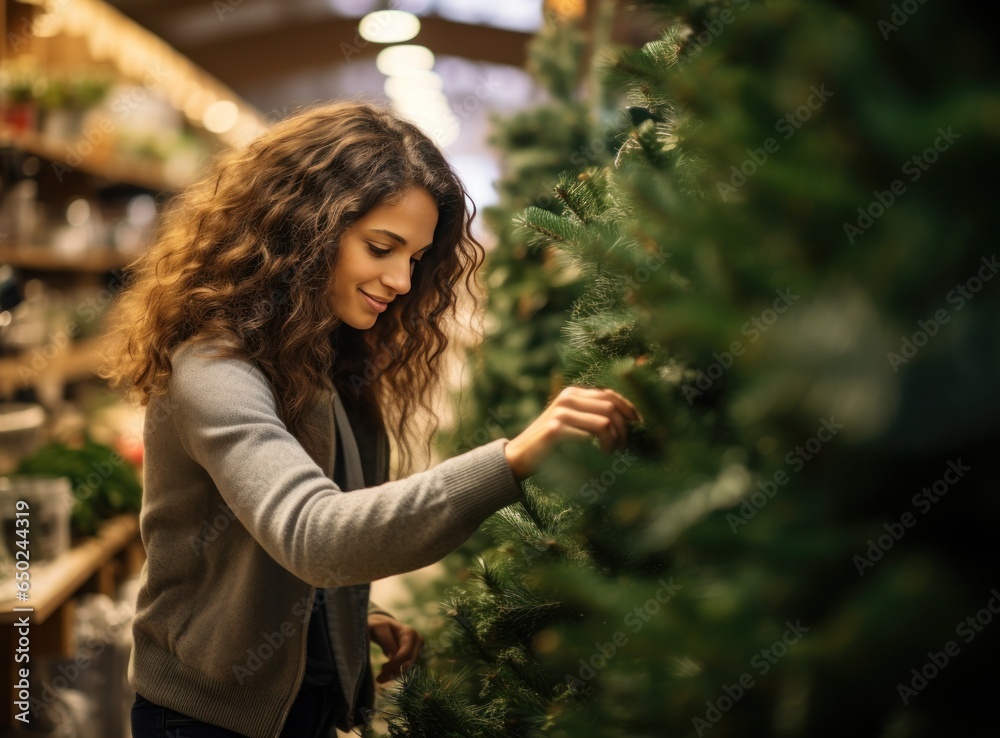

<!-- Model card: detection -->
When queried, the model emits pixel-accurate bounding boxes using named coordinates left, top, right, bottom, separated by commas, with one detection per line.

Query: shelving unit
left=1, top=3, right=263, bottom=730
left=0, top=335, right=108, bottom=396
left=0, top=242, right=129, bottom=273
left=1, top=0, right=265, bottom=399
left=0, top=514, right=141, bottom=624
left=0, top=123, right=172, bottom=191
left=0, top=514, right=143, bottom=727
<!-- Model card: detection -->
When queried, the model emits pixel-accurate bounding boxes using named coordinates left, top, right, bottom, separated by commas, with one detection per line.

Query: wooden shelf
left=0, top=514, right=141, bottom=624
left=0, top=125, right=170, bottom=191
left=0, top=336, right=108, bottom=395
left=0, top=513, right=143, bottom=727
left=0, top=244, right=133, bottom=273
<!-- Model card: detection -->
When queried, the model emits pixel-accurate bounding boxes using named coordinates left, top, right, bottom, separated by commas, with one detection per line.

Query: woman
left=101, top=101, right=641, bottom=738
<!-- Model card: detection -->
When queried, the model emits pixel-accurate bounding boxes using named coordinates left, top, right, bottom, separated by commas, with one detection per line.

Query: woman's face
left=329, top=187, right=439, bottom=330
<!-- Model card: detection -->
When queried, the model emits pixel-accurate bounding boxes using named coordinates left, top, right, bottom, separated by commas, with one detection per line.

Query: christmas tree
left=439, top=10, right=621, bottom=458
left=417, top=8, right=623, bottom=596
left=383, top=1, right=999, bottom=736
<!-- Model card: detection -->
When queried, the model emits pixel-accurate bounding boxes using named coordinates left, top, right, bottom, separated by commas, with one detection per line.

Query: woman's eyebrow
left=372, top=228, right=407, bottom=245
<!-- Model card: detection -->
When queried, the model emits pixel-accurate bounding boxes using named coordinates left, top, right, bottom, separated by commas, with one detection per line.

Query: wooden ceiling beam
left=128, top=16, right=533, bottom=92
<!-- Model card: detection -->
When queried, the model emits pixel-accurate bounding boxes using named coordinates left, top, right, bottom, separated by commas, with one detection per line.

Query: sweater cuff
left=445, top=438, right=525, bottom=526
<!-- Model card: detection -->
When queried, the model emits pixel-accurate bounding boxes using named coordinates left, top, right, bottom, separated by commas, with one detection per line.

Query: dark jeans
left=131, top=687, right=342, bottom=738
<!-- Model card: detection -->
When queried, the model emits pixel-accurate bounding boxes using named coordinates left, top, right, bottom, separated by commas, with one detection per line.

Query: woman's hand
left=504, top=386, right=643, bottom=481
left=368, top=613, right=424, bottom=684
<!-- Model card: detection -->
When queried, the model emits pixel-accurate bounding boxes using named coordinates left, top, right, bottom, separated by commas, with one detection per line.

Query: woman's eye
left=367, top=244, right=391, bottom=257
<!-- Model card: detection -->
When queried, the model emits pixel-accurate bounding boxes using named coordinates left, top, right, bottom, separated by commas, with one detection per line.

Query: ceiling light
left=184, top=89, right=217, bottom=123
left=383, top=70, right=443, bottom=100
left=376, top=45, right=435, bottom=76
left=66, top=199, right=91, bottom=227
left=203, top=100, right=239, bottom=134
left=126, top=195, right=157, bottom=227
left=391, top=99, right=461, bottom=148
left=358, top=10, right=420, bottom=43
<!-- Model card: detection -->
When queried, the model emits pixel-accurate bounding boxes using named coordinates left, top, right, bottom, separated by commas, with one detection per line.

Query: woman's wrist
left=503, top=438, right=528, bottom=482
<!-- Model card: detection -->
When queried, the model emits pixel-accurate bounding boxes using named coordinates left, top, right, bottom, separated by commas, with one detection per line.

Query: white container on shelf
left=0, top=402, right=46, bottom=473
left=0, top=475, right=73, bottom=562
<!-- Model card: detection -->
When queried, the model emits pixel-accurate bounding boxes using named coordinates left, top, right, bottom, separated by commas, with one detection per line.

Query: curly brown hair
left=99, top=100, right=485, bottom=474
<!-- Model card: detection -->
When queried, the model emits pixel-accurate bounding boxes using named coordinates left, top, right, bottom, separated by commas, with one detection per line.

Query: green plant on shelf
left=64, top=74, right=113, bottom=111
left=37, top=72, right=113, bottom=112
left=0, top=64, right=40, bottom=105
left=16, top=433, right=141, bottom=538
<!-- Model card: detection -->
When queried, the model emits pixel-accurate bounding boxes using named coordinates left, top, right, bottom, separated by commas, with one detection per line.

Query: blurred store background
left=4, top=1, right=996, bottom=737
left=0, top=1, right=654, bottom=735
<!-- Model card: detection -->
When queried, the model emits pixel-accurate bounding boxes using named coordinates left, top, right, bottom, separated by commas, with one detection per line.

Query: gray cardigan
left=127, top=337, right=523, bottom=737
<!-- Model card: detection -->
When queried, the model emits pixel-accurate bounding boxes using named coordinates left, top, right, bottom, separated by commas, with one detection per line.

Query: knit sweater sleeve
left=167, top=342, right=523, bottom=588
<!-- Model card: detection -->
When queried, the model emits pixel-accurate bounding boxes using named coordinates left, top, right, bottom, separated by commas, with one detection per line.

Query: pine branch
left=553, top=167, right=612, bottom=225
left=382, top=666, right=501, bottom=738
left=514, top=206, right=581, bottom=252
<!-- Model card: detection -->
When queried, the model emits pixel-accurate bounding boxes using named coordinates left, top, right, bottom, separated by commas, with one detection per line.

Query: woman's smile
left=360, top=289, right=390, bottom=313
left=329, top=186, right=438, bottom=329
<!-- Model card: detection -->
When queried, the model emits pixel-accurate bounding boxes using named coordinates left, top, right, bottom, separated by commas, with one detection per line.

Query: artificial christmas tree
left=405, top=8, right=626, bottom=632
left=438, top=11, right=621, bottom=458
left=383, top=1, right=999, bottom=736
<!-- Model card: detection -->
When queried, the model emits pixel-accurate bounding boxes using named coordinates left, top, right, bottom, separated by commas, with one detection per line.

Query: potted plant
left=0, top=65, right=41, bottom=133
left=39, top=71, right=112, bottom=140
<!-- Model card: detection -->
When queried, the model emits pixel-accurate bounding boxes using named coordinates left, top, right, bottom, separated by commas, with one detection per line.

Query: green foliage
left=386, top=1, right=999, bottom=736
left=385, top=667, right=497, bottom=738
left=16, top=434, right=142, bottom=537
left=417, top=13, right=623, bottom=612
left=436, top=16, right=627, bottom=459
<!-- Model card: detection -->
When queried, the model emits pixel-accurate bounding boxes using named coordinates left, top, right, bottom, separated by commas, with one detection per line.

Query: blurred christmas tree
left=439, top=6, right=622, bottom=457
left=382, top=1, right=999, bottom=736
left=412, top=6, right=624, bottom=603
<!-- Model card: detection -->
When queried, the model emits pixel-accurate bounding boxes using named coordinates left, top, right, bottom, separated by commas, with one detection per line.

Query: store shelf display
left=0, top=0, right=265, bottom=404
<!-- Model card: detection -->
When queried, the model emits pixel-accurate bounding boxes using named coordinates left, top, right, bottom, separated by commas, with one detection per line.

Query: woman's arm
left=167, top=342, right=523, bottom=589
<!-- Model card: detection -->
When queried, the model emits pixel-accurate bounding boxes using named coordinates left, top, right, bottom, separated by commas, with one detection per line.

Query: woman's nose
left=381, top=258, right=411, bottom=295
